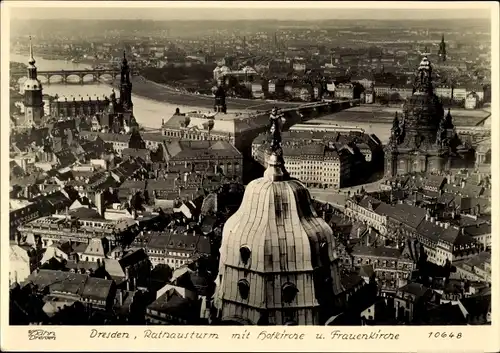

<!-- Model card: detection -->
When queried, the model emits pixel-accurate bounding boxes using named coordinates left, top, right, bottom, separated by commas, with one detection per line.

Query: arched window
left=237, top=279, right=250, bottom=300
left=282, top=282, right=298, bottom=303
left=240, top=245, right=251, bottom=264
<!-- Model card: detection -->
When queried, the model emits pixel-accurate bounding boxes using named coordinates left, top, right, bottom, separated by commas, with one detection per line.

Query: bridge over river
left=11, top=69, right=121, bottom=85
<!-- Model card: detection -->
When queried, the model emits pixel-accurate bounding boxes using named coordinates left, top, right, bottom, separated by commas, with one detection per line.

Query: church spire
left=28, top=36, right=35, bottom=66
left=27, top=36, right=38, bottom=80
left=438, top=33, right=447, bottom=62
left=122, top=50, right=128, bottom=65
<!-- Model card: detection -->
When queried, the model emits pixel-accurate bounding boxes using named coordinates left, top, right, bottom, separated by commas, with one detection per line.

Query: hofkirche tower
left=23, top=36, right=44, bottom=127
left=384, top=53, right=473, bottom=177
left=438, top=34, right=447, bottom=62
left=119, top=50, right=133, bottom=111
left=213, top=110, right=344, bottom=325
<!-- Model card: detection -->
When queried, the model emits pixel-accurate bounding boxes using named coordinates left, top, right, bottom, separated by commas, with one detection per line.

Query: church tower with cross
left=23, top=36, right=44, bottom=127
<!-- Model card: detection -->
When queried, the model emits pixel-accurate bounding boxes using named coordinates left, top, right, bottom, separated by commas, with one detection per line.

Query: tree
left=151, top=264, right=173, bottom=285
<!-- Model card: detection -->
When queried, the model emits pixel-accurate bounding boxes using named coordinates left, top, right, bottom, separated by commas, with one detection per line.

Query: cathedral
left=384, top=53, right=474, bottom=177
left=49, top=52, right=138, bottom=132
left=213, top=110, right=344, bottom=325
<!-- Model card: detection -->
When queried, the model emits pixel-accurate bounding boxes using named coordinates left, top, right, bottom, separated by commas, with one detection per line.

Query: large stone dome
left=214, top=149, right=343, bottom=325
left=396, top=54, right=447, bottom=148
left=403, top=92, right=444, bottom=132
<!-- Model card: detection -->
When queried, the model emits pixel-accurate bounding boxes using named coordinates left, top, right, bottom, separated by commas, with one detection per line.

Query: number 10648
left=428, top=332, right=462, bottom=339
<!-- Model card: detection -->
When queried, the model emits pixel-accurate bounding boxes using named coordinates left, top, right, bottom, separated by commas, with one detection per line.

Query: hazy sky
left=9, top=2, right=492, bottom=21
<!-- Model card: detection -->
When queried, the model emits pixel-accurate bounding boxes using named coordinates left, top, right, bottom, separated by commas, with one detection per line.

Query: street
left=309, top=179, right=386, bottom=209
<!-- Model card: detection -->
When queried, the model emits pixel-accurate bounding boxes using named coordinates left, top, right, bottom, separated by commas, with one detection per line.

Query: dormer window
left=237, top=279, right=250, bottom=300
left=282, top=282, right=298, bottom=303
left=239, top=245, right=251, bottom=265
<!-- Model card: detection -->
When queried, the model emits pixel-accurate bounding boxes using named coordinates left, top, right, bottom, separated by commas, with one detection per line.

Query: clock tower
left=23, top=37, right=44, bottom=127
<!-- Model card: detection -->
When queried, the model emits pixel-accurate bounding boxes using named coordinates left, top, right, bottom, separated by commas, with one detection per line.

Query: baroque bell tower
left=119, top=51, right=133, bottom=111
left=438, top=34, right=446, bottom=62
left=23, top=36, right=44, bottom=127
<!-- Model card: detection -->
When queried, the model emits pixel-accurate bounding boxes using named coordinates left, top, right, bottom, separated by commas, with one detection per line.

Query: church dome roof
left=214, top=111, right=343, bottom=325
left=401, top=54, right=444, bottom=134
left=219, top=165, right=337, bottom=273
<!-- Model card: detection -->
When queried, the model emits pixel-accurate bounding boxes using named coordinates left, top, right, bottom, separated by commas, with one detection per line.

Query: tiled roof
left=104, top=258, right=126, bottom=279
left=123, top=148, right=150, bottom=160
left=119, top=249, right=149, bottom=269
left=146, top=231, right=210, bottom=254
left=147, top=288, right=196, bottom=318
left=444, top=183, right=483, bottom=198
left=459, top=294, right=491, bottom=319
left=24, top=269, right=113, bottom=302
left=70, top=207, right=104, bottom=220
left=398, top=282, right=431, bottom=298
left=55, top=149, right=77, bottom=168
left=352, top=245, right=402, bottom=259
left=165, top=140, right=241, bottom=160
left=83, top=238, right=107, bottom=256
left=383, top=203, right=427, bottom=229
left=81, top=131, right=131, bottom=143
left=424, top=175, right=446, bottom=188
left=463, top=223, right=491, bottom=236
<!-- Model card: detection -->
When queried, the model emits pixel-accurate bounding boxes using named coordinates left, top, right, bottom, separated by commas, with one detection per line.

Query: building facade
left=49, top=52, right=137, bottom=132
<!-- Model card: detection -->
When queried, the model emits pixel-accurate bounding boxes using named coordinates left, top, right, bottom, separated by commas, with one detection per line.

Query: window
left=238, top=279, right=250, bottom=299
left=240, top=245, right=251, bottom=265
left=282, top=282, right=298, bottom=303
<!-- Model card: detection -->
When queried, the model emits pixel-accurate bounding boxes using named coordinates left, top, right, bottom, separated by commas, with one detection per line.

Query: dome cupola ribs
left=213, top=110, right=344, bottom=325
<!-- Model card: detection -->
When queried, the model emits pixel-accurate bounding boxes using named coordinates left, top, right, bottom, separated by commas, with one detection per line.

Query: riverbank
left=112, top=76, right=303, bottom=112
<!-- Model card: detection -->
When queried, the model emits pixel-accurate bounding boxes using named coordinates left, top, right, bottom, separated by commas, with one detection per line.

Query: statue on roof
left=269, top=107, right=286, bottom=152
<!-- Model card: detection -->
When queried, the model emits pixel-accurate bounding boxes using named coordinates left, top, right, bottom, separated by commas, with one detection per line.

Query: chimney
left=444, top=222, right=450, bottom=229
left=425, top=214, right=430, bottom=221
left=461, top=180, right=466, bottom=188
left=357, top=228, right=361, bottom=238
left=430, top=217, right=435, bottom=223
